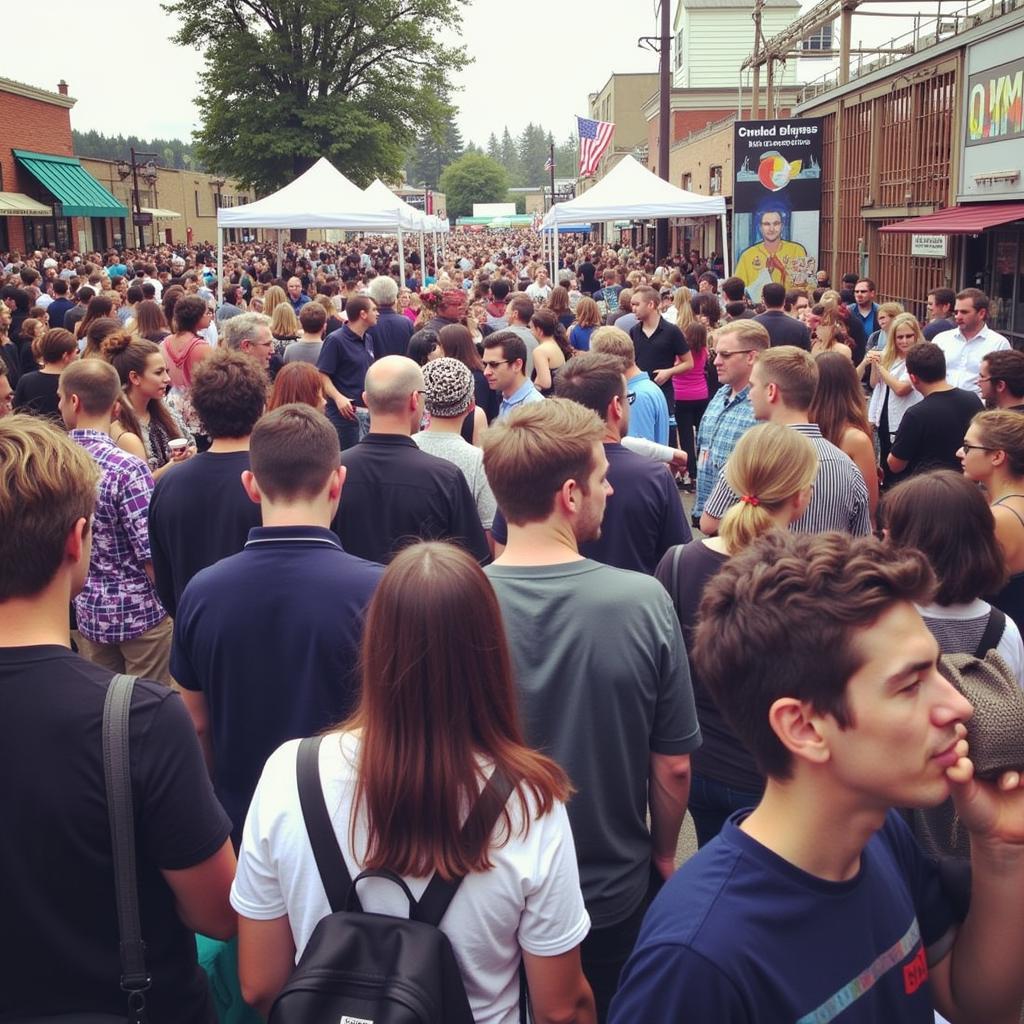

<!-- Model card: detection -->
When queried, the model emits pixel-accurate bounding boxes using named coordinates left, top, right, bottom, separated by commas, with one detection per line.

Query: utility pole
left=656, top=0, right=671, bottom=263
left=549, top=139, right=556, bottom=213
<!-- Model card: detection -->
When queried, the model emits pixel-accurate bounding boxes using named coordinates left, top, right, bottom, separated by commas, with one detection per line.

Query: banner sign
left=733, top=118, right=823, bottom=302
left=966, top=57, right=1024, bottom=146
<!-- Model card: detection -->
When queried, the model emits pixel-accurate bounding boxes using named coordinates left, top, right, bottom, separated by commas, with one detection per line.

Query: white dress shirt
left=931, top=324, right=1010, bottom=394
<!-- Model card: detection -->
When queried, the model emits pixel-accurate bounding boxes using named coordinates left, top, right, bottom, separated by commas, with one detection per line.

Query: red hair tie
left=740, top=494, right=760, bottom=507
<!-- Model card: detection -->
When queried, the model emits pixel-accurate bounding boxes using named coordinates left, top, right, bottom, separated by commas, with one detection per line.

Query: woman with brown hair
left=959, top=409, right=1024, bottom=629
left=656, top=423, right=817, bottom=845
left=545, top=285, right=574, bottom=330
left=162, top=294, right=214, bottom=442
left=160, top=285, right=186, bottom=337
left=103, top=334, right=194, bottom=479
left=568, top=297, right=602, bottom=353
left=73, top=295, right=114, bottom=343
left=80, top=317, right=127, bottom=360
left=529, top=307, right=572, bottom=396
left=811, top=309, right=853, bottom=359
left=810, top=350, right=880, bottom=525
left=268, top=361, right=326, bottom=412
left=883, top=469, right=1024, bottom=684
left=233, top=542, right=594, bottom=1023
left=132, top=299, right=171, bottom=343
left=439, top=322, right=499, bottom=424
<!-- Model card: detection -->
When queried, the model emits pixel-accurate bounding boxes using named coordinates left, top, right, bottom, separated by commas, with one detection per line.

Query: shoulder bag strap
left=296, top=735, right=357, bottom=913
left=415, top=768, right=516, bottom=927
left=102, top=673, right=150, bottom=1020
left=671, top=543, right=685, bottom=615
left=976, top=607, right=1007, bottom=658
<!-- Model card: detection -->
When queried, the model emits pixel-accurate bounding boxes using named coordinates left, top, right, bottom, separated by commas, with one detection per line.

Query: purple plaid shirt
left=70, top=429, right=166, bottom=643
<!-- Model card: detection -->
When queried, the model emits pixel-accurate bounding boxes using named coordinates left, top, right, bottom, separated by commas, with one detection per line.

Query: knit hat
left=422, top=357, right=473, bottom=419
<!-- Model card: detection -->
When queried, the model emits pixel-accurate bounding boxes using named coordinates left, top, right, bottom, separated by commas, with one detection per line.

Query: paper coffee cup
left=168, top=438, right=188, bottom=452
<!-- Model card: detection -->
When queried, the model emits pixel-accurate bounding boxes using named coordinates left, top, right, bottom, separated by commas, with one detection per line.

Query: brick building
left=0, top=76, right=127, bottom=254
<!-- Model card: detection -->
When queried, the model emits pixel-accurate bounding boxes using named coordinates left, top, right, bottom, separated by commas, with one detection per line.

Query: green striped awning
left=13, top=150, right=128, bottom=218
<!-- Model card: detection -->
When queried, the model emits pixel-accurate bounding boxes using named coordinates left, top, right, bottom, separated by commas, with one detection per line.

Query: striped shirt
left=694, top=384, right=756, bottom=517
left=703, top=423, right=871, bottom=536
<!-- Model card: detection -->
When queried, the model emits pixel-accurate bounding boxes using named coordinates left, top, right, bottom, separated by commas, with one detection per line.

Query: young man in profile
left=0, top=417, right=235, bottom=1020
left=611, top=530, right=1024, bottom=1024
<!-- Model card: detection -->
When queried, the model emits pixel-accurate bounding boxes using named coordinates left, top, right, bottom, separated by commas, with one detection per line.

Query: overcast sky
left=5, top=0, right=928, bottom=148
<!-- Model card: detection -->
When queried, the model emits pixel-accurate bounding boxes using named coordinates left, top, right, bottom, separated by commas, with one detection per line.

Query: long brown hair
left=74, top=295, right=114, bottom=340
left=268, top=361, right=321, bottom=411
left=102, top=334, right=183, bottom=443
left=438, top=323, right=483, bottom=372
left=345, top=542, right=570, bottom=879
left=809, top=350, right=871, bottom=445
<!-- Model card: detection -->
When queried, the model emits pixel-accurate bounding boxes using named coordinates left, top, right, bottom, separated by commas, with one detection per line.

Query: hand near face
left=947, top=728, right=1024, bottom=846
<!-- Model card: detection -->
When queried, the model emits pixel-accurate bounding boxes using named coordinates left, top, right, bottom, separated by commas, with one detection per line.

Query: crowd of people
left=3, top=231, right=1024, bottom=1024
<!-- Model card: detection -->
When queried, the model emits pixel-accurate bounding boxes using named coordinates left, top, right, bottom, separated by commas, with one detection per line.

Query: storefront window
left=0, top=218, right=8, bottom=253
left=991, top=233, right=1017, bottom=334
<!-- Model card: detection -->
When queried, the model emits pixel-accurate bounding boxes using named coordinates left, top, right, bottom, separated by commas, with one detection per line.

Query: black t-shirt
left=148, top=450, right=262, bottom=619
left=631, top=317, right=690, bottom=406
left=0, top=645, right=230, bottom=1022
left=334, top=434, right=490, bottom=564
left=655, top=541, right=763, bottom=793
left=12, top=369, right=61, bottom=418
left=752, top=310, right=811, bottom=350
left=891, top=387, right=983, bottom=476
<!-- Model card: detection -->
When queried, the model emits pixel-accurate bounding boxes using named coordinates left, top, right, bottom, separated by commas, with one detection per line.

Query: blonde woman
left=269, top=302, right=301, bottom=357
left=655, top=423, right=817, bottom=846
left=664, top=286, right=694, bottom=328
left=866, top=311, right=924, bottom=477
left=262, top=285, right=288, bottom=321
left=568, top=297, right=602, bottom=352
left=958, top=409, right=1024, bottom=629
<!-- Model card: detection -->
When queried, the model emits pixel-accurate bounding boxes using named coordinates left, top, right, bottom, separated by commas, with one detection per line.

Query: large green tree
left=405, top=115, right=464, bottom=191
left=163, top=0, right=469, bottom=193
left=439, top=153, right=508, bottom=218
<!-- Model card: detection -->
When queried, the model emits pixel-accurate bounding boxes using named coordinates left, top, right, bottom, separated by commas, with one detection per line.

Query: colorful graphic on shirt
left=733, top=119, right=823, bottom=303
left=795, top=919, right=923, bottom=1023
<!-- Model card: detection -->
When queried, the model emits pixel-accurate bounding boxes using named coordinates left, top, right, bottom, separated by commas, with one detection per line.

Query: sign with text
left=733, top=119, right=823, bottom=302
left=966, top=57, right=1024, bottom=146
left=911, top=234, right=949, bottom=258
left=133, top=212, right=153, bottom=226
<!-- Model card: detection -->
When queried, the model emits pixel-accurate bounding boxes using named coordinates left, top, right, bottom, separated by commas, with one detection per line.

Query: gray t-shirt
left=484, top=559, right=701, bottom=928
left=412, top=431, right=496, bottom=529
left=283, top=339, right=323, bottom=365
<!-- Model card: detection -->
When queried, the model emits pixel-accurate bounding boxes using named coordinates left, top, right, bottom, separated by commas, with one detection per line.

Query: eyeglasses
left=960, top=442, right=996, bottom=453
left=481, top=359, right=509, bottom=369
left=716, top=349, right=756, bottom=359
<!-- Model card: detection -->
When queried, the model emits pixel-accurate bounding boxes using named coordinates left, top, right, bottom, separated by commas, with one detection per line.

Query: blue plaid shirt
left=694, top=384, right=756, bottom=516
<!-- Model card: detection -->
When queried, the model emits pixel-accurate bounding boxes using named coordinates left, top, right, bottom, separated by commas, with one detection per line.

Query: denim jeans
left=688, top=772, right=762, bottom=848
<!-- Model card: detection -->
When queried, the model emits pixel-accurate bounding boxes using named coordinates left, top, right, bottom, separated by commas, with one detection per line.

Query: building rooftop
left=681, top=0, right=799, bottom=8
left=0, top=75, right=75, bottom=107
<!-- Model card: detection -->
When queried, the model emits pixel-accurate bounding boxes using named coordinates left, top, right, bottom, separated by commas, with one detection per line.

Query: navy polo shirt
left=317, top=323, right=375, bottom=405
left=172, top=525, right=383, bottom=845
left=369, top=306, right=414, bottom=359
left=491, top=441, right=692, bottom=573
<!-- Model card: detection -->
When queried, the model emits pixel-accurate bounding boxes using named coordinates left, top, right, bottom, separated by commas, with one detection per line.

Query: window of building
left=709, top=166, right=723, bottom=194
left=682, top=172, right=692, bottom=191
left=195, top=190, right=200, bottom=217
left=802, top=22, right=834, bottom=52
left=675, top=29, right=684, bottom=69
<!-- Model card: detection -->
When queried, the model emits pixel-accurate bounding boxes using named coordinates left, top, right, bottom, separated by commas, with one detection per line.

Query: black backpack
left=268, top=735, right=515, bottom=1024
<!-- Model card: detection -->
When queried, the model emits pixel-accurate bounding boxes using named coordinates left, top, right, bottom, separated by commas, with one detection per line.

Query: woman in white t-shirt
left=232, top=542, right=595, bottom=1023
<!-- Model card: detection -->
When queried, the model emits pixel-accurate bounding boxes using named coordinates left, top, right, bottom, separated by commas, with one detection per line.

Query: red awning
left=880, top=202, right=1024, bottom=234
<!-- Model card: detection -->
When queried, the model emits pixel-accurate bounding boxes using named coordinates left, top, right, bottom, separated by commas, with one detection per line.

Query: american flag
left=576, top=116, right=615, bottom=178
left=544, top=156, right=554, bottom=172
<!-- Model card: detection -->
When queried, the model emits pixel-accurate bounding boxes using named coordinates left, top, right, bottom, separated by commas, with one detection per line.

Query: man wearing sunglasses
left=693, top=320, right=769, bottom=522
left=482, top=331, right=544, bottom=421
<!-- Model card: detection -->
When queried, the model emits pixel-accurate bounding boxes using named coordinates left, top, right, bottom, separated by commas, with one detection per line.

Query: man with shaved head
left=331, top=355, right=490, bottom=563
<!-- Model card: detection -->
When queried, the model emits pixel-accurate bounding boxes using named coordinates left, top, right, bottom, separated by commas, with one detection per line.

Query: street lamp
left=121, top=147, right=160, bottom=249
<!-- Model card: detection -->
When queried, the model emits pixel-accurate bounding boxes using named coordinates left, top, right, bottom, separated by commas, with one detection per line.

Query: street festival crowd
left=5, top=228, right=1024, bottom=1024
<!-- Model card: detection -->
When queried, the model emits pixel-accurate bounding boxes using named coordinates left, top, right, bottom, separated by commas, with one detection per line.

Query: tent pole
left=277, top=229, right=283, bottom=280
left=398, top=227, right=406, bottom=290
left=554, top=227, right=560, bottom=289
left=720, top=212, right=731, bottom=278
left=216, top=225, right=223, bottom=325
left=419, top=229, right=426, bottom=289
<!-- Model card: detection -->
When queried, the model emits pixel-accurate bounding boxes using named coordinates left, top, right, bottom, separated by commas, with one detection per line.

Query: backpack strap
left=296, top=735, right=357, bottom=914
left=415, top=767, right=515, bottom=927
left=976, top=607, right=1007, bottom=658
left=102, top=673, right=151, bottom=1021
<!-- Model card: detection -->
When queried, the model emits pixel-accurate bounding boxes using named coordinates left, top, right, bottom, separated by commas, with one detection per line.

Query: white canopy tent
left=362, top=178, right=432, bottom=284
left=540, top=155, right=729, bottom=282
left=215, top=158, right=423, bottom=294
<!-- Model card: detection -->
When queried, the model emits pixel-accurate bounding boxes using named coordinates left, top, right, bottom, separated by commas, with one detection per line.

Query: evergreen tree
left=499, top=127, right=519, bottom=184
left=486, top=133, right=500, bottom=161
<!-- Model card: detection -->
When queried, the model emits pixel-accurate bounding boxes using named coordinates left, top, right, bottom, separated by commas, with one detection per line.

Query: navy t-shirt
left=172, top=525, right=383, bottom=844
left=610, top=811, right=965, bottom=1023
left=491, top=442, right=692, bottom=574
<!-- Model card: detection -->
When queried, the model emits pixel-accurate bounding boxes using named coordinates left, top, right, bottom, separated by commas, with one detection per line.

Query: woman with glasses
left=233, top=542, right=594, bottom=1023
left=959, top=410, right=1024, bottom=630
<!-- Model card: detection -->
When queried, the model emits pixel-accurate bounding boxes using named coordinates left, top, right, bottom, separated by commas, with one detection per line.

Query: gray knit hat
left=422, top=357, right=473, bottom=418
